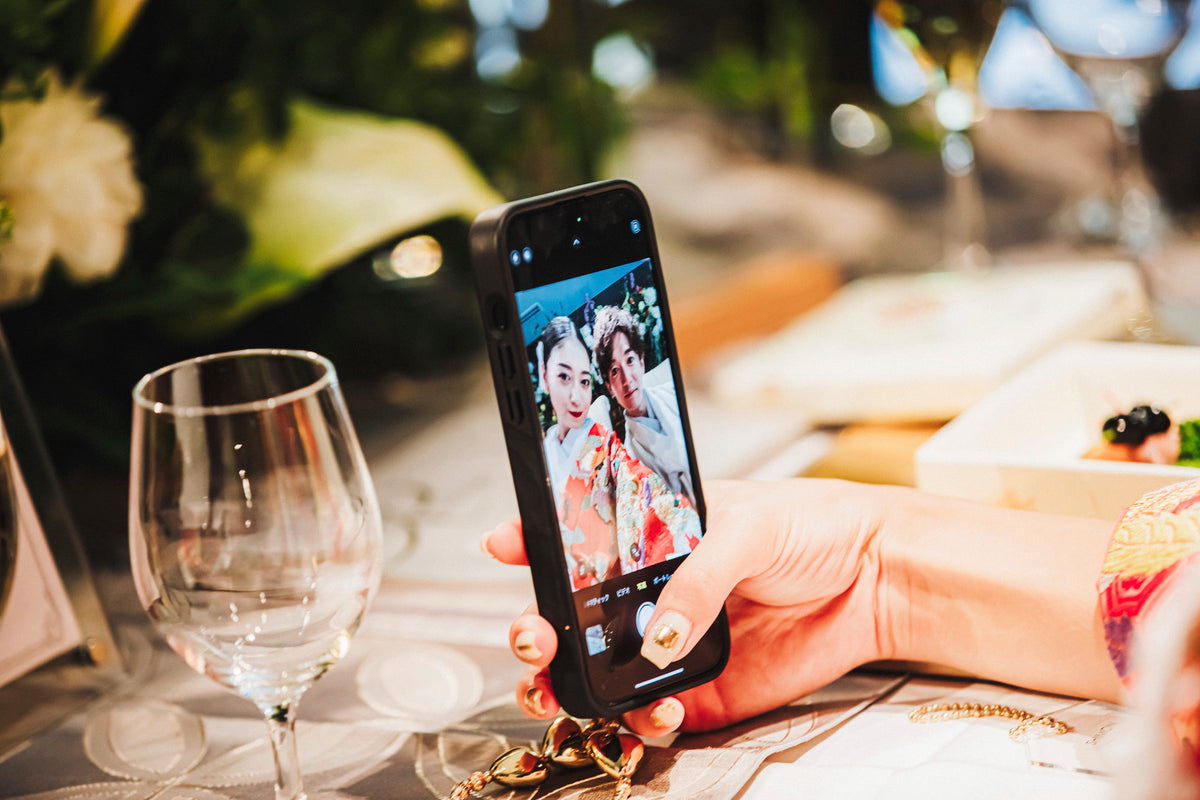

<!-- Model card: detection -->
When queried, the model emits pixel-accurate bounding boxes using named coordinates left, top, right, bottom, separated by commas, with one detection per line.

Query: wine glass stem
left=265, top=702, right=307, bottom=800
left=941, top=130, right=990, bottom=272
left=1108, top=113, right=1162, bottom=255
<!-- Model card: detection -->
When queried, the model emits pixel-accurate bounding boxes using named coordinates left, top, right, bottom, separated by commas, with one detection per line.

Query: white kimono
left=625, top=376, right=694, bottom=504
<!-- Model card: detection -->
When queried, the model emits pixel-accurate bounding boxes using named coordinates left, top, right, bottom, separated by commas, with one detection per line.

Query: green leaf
left=192, top=97, right=500, bottom=332
left=1179, top=419, right=1200, bottom=464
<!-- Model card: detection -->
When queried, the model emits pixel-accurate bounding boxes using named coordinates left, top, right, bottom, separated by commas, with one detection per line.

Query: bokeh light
left=592, top=33, right=655, bottom=93
left=376, top=235, right=444, bottom=281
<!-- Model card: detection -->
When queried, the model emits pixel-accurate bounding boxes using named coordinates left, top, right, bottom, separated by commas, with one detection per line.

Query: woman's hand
left=482, top=478, right=896, bottom=736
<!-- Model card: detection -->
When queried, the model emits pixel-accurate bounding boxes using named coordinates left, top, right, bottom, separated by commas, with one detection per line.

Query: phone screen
left=503, top=187, right=722, bottom=704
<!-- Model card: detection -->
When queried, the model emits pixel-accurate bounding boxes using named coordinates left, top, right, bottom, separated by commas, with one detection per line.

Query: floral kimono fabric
left=558, top=421, right=700, bottom=590
left=1099, top=478, right=1200, bottom=683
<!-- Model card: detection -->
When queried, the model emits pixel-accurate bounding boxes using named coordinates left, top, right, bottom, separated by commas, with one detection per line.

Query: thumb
left=639, top=520, right=751, bottom=669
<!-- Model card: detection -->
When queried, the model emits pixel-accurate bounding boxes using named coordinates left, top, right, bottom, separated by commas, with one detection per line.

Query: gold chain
left=448, top=717, right=642, bottom=800
left=908, top=702, right=1069, bottom=742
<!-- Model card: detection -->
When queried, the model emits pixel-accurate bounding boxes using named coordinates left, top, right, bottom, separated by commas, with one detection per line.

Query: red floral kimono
left=558, top=421, right=701, bottom=590
left=1098, top=478, right=1200, bottom=684
left=1099, top=478, right=1200, bottom=782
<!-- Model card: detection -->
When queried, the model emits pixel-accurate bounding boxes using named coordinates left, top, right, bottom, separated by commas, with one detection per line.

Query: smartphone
left=470, top=179, right=729, bottom=718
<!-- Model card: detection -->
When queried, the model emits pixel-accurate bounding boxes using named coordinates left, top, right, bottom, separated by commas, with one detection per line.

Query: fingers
left=481, top=517, right=528, bottom=565
left=509, top=608, right=556, bottom=668
left=516, top=667, right=559, bottom=720
left=515, top=667, right=688, bottom=738
left=621, top=696, right=686, bottom=737
left=640, top=496, right=755, bottom=669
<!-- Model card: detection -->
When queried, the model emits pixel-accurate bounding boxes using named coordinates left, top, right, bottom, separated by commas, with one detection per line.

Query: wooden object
left=670, top=251, right=841, bottom=368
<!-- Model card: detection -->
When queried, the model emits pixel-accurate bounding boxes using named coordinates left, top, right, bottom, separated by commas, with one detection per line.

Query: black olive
left=1130, top=405, right=1171, bottom=434
left=1103, top=405, right=1172, bottom=445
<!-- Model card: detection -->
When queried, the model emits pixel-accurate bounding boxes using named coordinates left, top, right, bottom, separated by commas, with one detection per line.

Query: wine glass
left=0, top=431, right=17, bottom=618
left=129, top=349, right=382, bottom=800
left=1022, top=0, right=1192, bottom=254
left=872, top=0, right=1005, bottom=271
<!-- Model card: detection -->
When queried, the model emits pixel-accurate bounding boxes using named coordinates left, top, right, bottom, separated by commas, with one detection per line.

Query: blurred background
left=3, top=0, right=1200, bottom=568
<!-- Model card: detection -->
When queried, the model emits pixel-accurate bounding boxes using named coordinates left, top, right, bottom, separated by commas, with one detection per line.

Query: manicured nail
left=641, top=610, right=691, bottom=669
left=514, top=630, right=542, bottom=661
left=479, top=530, right=495, bottom=558
left=649, top=698, right=684, bottom=731
left=523, top=685, right=547, bottom=716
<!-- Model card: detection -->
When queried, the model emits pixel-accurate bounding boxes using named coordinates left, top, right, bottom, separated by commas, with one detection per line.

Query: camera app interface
left=514, top=255, right=703, bottom=694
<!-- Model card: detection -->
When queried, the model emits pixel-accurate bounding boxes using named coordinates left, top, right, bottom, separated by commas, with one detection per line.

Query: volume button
left=505, top=389, right=526, bottom=425
left=497, top=342, right=517, bottom=379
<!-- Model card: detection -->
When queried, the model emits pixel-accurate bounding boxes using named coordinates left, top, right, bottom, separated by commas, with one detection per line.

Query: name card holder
left=0, top=325, right=122, bottom=757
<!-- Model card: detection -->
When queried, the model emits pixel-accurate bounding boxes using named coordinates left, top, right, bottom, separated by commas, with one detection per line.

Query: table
left=0, top=571, right=1128, bottom=800
left=0, top=371, right=1133, bottom=800
left=4, top=250, right=1167, bottom=797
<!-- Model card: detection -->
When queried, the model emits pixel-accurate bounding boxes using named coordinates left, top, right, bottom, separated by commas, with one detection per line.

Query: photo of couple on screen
left=517, top=258, right=701, bottom=592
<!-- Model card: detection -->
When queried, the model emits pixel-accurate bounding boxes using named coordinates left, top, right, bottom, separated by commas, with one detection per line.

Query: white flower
left=0, top=71, right=143, bottom=306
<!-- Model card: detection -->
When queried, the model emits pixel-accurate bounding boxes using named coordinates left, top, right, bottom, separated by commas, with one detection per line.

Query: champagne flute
left=129, top=349, right=382, bottom=800
left=872, top=0, right=1005, bottom=271
left=1023, top=0, right=1192, bottom=253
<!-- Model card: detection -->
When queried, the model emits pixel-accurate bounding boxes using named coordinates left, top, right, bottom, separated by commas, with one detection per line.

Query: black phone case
left=469, top=179, right=729, bottom=717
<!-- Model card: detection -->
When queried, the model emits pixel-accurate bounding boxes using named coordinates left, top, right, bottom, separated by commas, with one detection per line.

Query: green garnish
left=1179, top=419, right=1200, bottom=465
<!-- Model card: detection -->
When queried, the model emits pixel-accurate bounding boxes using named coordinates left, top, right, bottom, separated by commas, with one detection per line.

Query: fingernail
left=649, top=697, right=684, bottom=730
left=479, top=530, right=495, bottom=558
left=523, top=685, right=547, bottom=716
left=514, top=630, right=542, bottom=661
left=641, top=610, right=691, bottom=669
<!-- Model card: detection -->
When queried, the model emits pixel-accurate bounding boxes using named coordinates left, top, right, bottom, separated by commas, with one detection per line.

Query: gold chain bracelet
left=909, top=702, right=1069, bottom=742
left=448, top=716, right=643, bottom=800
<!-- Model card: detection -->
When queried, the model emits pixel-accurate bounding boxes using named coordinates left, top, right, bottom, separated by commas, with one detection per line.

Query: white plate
left=916, top=340, right=1200, bottom=520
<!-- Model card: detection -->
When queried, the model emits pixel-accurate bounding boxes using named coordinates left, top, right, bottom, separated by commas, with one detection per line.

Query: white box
left=709, top=262, right=1146, bottom=424
left=916, top=340, right=1200, bottom=520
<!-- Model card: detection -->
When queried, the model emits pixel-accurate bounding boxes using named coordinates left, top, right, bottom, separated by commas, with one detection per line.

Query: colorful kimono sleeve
left=1099, top=478, right=1200, bottom=686
left=557, top=421, right=701, bottom=590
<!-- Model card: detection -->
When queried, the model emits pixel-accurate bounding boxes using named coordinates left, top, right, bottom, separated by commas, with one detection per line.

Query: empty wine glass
left=129, top=349, right=382, bottom=800
left=872, top=0, right=1005, bottom=271
left=1023, top=0, right=1192, bottom=253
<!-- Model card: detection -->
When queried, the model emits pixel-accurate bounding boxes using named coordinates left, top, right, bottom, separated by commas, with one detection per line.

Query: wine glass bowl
left=1023, top=0, right=1192, bottom=251
left=130, top=349, right=382, bottom=800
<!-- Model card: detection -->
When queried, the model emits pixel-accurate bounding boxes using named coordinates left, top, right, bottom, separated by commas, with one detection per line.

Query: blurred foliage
left=0, top=0, right=634, bottom=470
left=0, top=0, right=882, bottom=492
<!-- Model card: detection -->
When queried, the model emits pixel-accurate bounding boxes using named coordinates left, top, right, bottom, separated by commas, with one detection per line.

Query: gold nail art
left=524, top=685, right=547, bottom=716
left=650, top=699, right=684, bottom=730
left=651, top=624, right=680, bottom=652
left=514, top=630, right=542, bottom=661
left=641, top=611, right=692, bottom=669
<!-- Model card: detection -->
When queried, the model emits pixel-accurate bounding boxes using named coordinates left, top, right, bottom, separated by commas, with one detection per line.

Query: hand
left=482, top=478, right=894, bottom=736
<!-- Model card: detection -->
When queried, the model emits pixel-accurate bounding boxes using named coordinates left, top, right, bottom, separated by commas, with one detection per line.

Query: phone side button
left=505, top=389, right=526, bottom=425
left=486, top=294, right=510, bottom=332
left=497, top=342, right=517, bottom=379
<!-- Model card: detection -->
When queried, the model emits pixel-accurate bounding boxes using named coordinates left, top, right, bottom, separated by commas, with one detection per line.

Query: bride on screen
left=539, top=316, right=611, bottom=505
left=537, top=317, right=699, bottom=590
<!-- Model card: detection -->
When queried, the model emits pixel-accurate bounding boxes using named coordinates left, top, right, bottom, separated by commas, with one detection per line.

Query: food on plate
left=1084, top=405, right=1200, bottom=466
